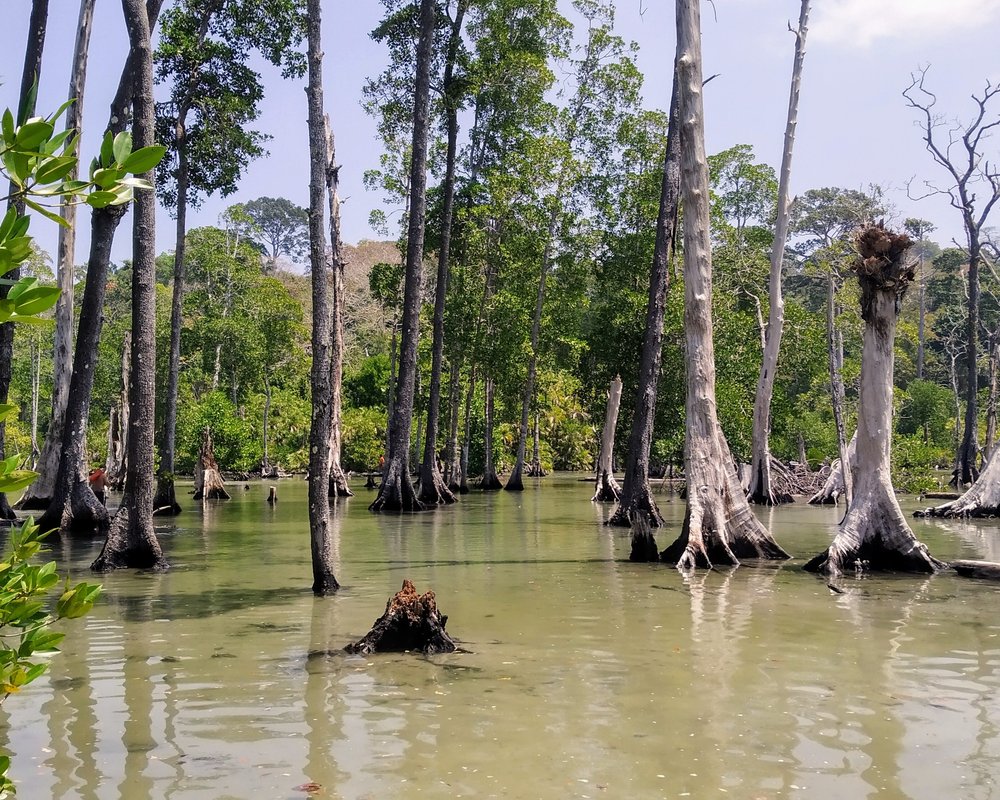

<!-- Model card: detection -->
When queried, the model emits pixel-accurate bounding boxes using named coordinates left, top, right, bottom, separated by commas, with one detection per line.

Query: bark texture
left=805, top=224, right=942, bottom=575
left=606, top=73, right=682, bottom=529
left=192, top=428, right=230, bottom=501
left=480, top=378, right=502, bottom=491
left=92, top=0, right=168, bottom=572
left=18, top=0, right=95, bottom=511
left=593, top=375, right=623, bottom=502
left=917, top=446, right=1000, bottom=518
left=370, top=0, right=435, bottom=514
left=304, top=0, right=339, bottom=595
left=748, top=0, right=809, bottom=506
left=325, top=115, right=352, bottom=499
left=661, top=0, right=790, bottom=570
left=344, top=580, right=456, bottom=655
left=104, top=330, right=131, bottom=490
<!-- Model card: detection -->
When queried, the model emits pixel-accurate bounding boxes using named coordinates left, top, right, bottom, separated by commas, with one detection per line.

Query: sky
left=3, top=0, right=999, bottom=267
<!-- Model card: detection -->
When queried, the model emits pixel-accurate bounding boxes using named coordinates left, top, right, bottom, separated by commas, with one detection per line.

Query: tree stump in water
left=345, top=579, right=456, bottom=655
left=192, top=428, right=231, bottom=501
left=267, top=486, right=277, bottom=504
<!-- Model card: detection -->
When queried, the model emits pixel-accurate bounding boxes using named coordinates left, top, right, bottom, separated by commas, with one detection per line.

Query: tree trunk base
left=344, top=579, right=456, bottom=655
left=629, top=517, right=659, bottom=562
left=152, top=475, right=182, bottom=516
left=14, top=492, right=51, bottom=511
left=661, top=461, right=790, bottom=570
left=479, top=472, right=502, bottom=492
left=39, top=478, right=111, bottom=536
left=193, top=468, right=230, bottom=500
left=369, top=460, right=425, bottom=513
left=747, top=457, right=796, bottom=505
left=503, top=466, right=524, bottom=492
left=805, top=490, right=944, bottom=576
left=91, top=505, right=169, bottom=572
left=915, top=453, right=1000, bottom=518
left=365, top=472, right=377, bottom=489
left=0, top=495, right=16, bottom=521
left=313, top=571, right=340, bottom=596
left=592, top=470, right=622, bottom=503
left=526, top=462, right=546, bottom=477
left=606, top=483, right=664, bottom=528
left=329, top=468, right=354, bottom=498
left=417, top=467, right=456, bottom=505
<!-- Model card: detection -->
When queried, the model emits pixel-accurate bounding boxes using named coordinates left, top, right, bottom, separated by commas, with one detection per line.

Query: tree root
left=345, top=579, right=456, bottom=655
left=592, top=470, right=622, bottom=503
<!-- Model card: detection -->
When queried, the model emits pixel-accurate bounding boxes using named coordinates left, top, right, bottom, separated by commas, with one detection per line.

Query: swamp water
left=3, top=475, right=1000, bottom=799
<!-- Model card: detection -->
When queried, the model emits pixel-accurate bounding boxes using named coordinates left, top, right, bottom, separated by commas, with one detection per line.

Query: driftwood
left=345, top=579, right=456, bottom=655
left=192, top=428, right=231, bottom=501
left=953, top=560, right=1000, bottom=580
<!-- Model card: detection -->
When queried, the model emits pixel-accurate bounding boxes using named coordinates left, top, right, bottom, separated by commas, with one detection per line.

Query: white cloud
left=812, top=0, right=1000, bottom=47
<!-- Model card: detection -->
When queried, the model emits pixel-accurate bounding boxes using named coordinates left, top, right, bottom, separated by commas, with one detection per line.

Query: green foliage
left=892, top=435, right=951, bottom=494
left=345, top=355, right=391, bottom=409
left=341, top=406, right=386, bottom=472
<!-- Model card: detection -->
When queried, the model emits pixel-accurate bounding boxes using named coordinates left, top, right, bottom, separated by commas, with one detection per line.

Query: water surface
left=4, top=476, right=1000, bottom=799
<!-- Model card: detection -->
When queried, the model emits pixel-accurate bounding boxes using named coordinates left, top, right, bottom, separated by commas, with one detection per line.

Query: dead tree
left=606, top=72, right=682, bottom=530
left=192, top=428, right=230, bottom=501
left=660, top=0, right=790, bottom=570
left=807, top=430, right=856, bottom=505
left=92, top=0, right=168, bottom=572
left=917, top=445, right=1000, bottom=518
left=748, top=0, right=810, bottom=507
left=804, top=224, right=943, bottom=575
left=904, top=69, right=1000, bottom=485
left=592, top=375, right=623, bottom=502
left=344, top=580, right=456, bottom=655
left=369, top=0, right=435, bottom=513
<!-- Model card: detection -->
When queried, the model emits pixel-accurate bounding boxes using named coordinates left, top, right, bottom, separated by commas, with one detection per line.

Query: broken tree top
left=345, top=579, right=457, bottom=655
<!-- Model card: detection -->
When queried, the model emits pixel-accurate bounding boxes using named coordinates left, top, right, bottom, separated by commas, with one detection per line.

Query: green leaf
left=91, top=167, right=121, bottom=190
left=6, top=278, right=37, bottom=301
left=1, top=109, right=13, bottom=144
left=99, top=131, right=114, bottom=167
left=122, top=145, right=166, bottom=175
left=0, top=405, right=17, bottom=425
left=34, top=156, right=76, bottom=185
left=23, top=198, right=68, bottom=229
left=0, top=471, right=37, bottom=495
left=85, top=191, right=118, bottom=209
left=112, top=132, right=132, bottom=165
left=14, top=119, right=53, bottom=151
left=13, top=286, right=60, bottom=316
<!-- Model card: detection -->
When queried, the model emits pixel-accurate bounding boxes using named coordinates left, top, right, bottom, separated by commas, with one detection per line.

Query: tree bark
left=458, top=368, right=476, bottom=493
left=92, top=0, right=168, bottom=572
left=985, top=333, right=999, bottom=463
left=344, top=580, right=456, bottom=655
left=528, top=411, right=544, bottom=476
left=325, top=115, right=352, bottom=499
left=480, top=378, right=502, bottom=490
left=18, top=0, right=95, bottom=510
left=418, top=0, right=466, bottom=506
left=806, top=224, right=942, bottom=575
left=191, top=427, right=230, bottom=501
left=105, top=330, right=130, bottom=490
left=747, top=0, right=809, bottom=506
left=305, top=0, right=339, bottom=594
left=443, top=359, right=462, bottom=491
left=660, top=0, right=790, bottom=570
left=37, top=0, right=165, bottom=534
left=826, top=272, right=852, bottom=506
left=593, top=375, right=623, bottom=502
left=606, top=72, right=681, bottom=529
left=0, top=0, right=49, bottom=519
left=370, top=0, right=435, bottom=513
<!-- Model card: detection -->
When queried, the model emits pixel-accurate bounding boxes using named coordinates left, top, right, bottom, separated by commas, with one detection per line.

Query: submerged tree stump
left=345, top=579, right=456, bottom=655
left=192, top=428, right=231, bottom=501
left=952, top=560, right=1000, bottom=580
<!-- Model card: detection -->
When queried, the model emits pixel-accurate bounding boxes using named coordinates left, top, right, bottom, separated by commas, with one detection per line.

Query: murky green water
left=3, top=475, right=1000, bottom=799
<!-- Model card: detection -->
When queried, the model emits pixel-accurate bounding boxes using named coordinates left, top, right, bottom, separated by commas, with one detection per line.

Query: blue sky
left=3, top=0, right=999, bottom=266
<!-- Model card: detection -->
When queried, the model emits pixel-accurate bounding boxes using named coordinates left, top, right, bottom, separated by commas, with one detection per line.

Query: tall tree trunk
left=93, top=0, right=168, bottom=572
left=607, top=73, right=682, bottom=531
left=826, top=273, right=852, bottom=507
left=529, top=410, right=543, bottom=476
left=984, top=333, right=999, bottom=463
left=916, top=254, right=926, bottom=380
left=384, top=317, right=397, bottom=464
left=152, top=121, right=189, bottom=516
left=418, top=0, right=466, bottom=506
left=481, top=377, right=502, bottom=490
left=805, top=225, right=941, bottom=574
left=443, top=359, right=461, bottom=490
left=325, top=116, right=352, bottom=498
left=747, top=0, right=809, bottom=506
left=661, top=0, right=790, bottom=570
left=369, top=0, right=435, bottom=513
left=593, top=375, right=623, bottom=502
left=29, top=337, right=40, bottom=469
left=458, top=367, right=477, bottom=493
left=105, top=330, right=131, bottom=490
left=958, top=239, right=982, bottom=484
left=262, top=379, right=272, bottom=474
left=305, top=0, right=339, bottom=594
left=18, top=0, right=95, bottom=510
left=37, top=0, right=165, bottom=535
left=0, top=0, right=49, bottom=520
